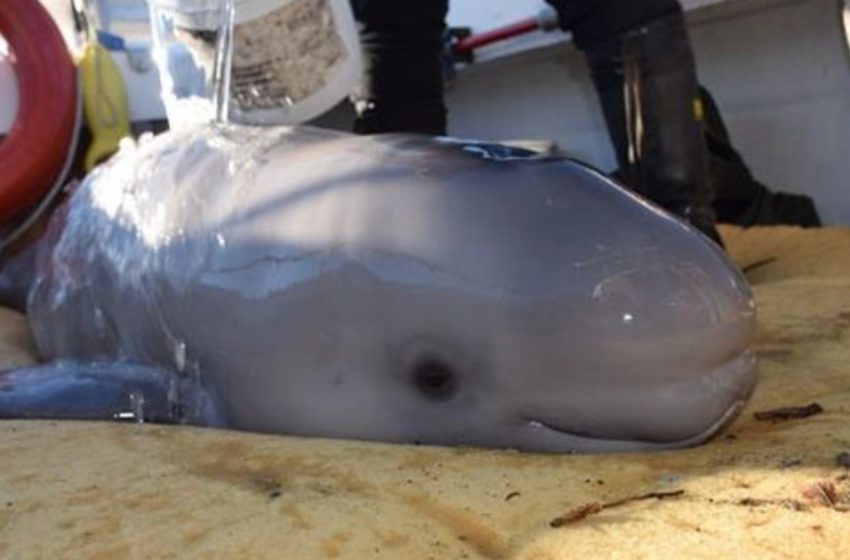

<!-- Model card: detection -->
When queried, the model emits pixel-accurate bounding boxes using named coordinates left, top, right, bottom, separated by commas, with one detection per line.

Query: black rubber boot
left=582, top=12, right=723, bottom=246
left=349, top=0, right=449, bottom=135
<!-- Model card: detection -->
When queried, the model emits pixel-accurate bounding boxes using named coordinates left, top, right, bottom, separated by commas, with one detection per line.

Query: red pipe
left=455, top=17, right=541, bottom=54
left=0, top=0, right=77, bottom=223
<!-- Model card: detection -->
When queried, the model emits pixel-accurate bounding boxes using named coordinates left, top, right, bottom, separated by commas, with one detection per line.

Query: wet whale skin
left=19, top=124, right=757, bottom=453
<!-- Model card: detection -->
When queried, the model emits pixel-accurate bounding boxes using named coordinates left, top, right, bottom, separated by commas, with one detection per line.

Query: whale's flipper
left=0, top=362, right=224, bottom=426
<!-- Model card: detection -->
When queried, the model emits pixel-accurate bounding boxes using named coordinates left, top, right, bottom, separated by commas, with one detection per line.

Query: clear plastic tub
left=147, top=0, right=362, bottom=128
left=147, top=0, right=235, bottom=129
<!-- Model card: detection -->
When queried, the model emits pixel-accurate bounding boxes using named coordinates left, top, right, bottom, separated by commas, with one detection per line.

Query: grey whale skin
left=4, top=124, right=757, bottom=453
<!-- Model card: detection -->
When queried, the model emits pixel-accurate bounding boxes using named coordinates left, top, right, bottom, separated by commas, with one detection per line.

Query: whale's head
left=360, top=224, right=756, bottom=453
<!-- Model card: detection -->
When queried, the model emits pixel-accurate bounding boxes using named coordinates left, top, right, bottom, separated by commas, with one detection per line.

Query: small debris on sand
left=742, top=257, right=778, bottom=274
left=549, top=490, right=685, bottom=528
left=735, top=497, right=807, bottom=511
left=754, top=403, right=823, bottom=423
left=801, top=481, right=850, bottom=512
left=549, top=503, right=603, bottom=527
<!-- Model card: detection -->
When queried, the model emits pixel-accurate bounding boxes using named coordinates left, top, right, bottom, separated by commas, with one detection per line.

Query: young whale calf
left=0, top=124, right=757, bottom=452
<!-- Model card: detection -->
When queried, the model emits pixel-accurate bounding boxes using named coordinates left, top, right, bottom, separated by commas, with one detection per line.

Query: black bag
left=700, top=86, right=821, bottom=228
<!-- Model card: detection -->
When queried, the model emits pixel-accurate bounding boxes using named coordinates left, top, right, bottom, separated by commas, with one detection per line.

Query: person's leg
left=547, top=0, right=721, bottom=244
left=349, top=0, right=449, bottom=135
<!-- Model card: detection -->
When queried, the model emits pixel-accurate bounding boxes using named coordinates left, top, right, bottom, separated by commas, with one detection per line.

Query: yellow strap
left=78, top=41, right=130, bottom=171
left=693, top=97, right=705, bottom=122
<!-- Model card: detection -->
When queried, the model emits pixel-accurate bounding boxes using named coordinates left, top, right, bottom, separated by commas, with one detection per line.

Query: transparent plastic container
left=148, top=0, right=362, bottom=128
left=147, top=0, right=235, bottom=130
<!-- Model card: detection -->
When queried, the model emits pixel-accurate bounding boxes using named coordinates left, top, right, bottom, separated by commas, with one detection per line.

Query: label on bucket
left=231, top=0, right=348, bottom=111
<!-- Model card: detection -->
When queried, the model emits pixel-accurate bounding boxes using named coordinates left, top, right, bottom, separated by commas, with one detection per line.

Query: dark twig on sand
left=753, top=403, right=823, bottom=423
left=742, top=257, right=778, bottom=274
left=549, top=490, right=685, bottom=528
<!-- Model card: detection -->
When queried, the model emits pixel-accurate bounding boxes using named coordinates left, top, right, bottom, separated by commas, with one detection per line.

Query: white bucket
left=148, top=0, right=362, bottom=128
left=228, top=0, right=362, bottom=125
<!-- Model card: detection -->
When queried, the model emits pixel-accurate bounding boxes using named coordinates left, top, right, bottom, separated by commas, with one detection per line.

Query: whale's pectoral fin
left=0, top=361, right=225, bottom=426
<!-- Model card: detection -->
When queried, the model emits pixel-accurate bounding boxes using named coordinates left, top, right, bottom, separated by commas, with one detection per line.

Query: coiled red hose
left=0, top=0, right=77, bottom=223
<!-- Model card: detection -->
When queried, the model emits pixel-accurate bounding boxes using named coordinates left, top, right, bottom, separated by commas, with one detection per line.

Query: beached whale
left=0, top=124, right=756, bottom=452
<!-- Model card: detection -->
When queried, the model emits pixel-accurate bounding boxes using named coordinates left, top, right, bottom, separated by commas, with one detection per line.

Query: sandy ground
left=0, top=226, right=848, bottom=559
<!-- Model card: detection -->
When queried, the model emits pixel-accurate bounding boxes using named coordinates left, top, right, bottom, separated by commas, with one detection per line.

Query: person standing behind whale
left=348, top=0, right=722, bottom=245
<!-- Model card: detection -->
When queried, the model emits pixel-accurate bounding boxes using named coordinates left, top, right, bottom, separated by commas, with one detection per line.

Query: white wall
left=446, top=0, right=731, bottom=29
left=447, top=0, right=549, bottom=29
left=693, top=0, right=850, bottom=223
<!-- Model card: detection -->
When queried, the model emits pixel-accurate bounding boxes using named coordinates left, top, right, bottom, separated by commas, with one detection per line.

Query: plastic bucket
left=148, top=0, right=362, bottom=128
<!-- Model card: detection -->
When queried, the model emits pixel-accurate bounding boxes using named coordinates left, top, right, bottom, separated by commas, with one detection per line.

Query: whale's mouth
left=525, top=397, right=749, bottom=452
left=525, top=419, right=600, bottom=441
left=520, top=349, right=757, bottom=452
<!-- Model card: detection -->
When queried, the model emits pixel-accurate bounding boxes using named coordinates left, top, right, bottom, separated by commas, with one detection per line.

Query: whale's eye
left=412, top=359, right=458, bottom=401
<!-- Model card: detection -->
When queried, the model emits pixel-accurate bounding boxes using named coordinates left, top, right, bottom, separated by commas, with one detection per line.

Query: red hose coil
left=0, top=0, right=77, bottom=223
